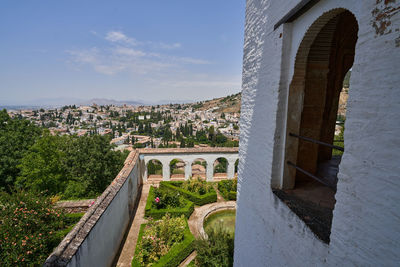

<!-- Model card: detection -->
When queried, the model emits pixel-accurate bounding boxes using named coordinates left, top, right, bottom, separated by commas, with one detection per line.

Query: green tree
left=17, top=134, right=128, bottom=199
left=0, top=109, right=42, bottom=191
left=17, top=132, right=68, bottom=195
left=180, top=138, right=186, bottom=148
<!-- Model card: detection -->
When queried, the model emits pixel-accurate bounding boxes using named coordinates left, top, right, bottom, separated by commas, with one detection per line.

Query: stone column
left=227, top=160, right=235, bottom=179
left=143, top=163, right=148, bottom=182
left=162, top=161, right=170, bottom=181
left=185, top=161, right=192, bottom=180
left=206, top=160, right=214, bottom=181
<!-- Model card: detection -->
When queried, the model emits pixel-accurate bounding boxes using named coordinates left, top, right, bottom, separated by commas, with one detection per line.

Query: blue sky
left=0, top=1, right=246, bottom=105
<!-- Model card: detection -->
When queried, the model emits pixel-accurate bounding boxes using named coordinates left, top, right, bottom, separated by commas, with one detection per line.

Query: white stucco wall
left=235, top=0, right=400, bottom=266
left=66, top=160, right=141, bottom=267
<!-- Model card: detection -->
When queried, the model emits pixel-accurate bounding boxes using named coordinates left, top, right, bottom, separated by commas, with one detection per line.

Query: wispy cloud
left=67, top=30, right=210, bottom=76
left=105, top=31, right=137, bottom=45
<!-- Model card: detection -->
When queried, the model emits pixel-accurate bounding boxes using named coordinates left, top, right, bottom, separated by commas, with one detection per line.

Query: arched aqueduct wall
left=140, top=148, right=239, bottom=181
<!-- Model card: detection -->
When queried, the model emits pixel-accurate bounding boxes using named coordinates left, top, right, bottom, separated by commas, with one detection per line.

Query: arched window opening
left=147, top=159, right=163, bottom=181
left=170, top=158, right=185, bottom=181
left=274, top=10, right=358, bottom=244
left=191, top=158, right=207, bottom=180
left=213, top=157, right=228, bottom=181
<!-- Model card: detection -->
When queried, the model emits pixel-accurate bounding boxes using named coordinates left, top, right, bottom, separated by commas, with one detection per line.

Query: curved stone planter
left=188, top=201, right=236, bottom=239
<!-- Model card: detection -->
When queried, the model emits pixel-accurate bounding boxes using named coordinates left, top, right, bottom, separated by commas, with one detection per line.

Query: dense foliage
left=145, top=186, right=194, bottom=219
left=135, top=215, right=187, bottom=266
left=214, top=157, right=227, bottom=173
left=153, top=187, right=183, bottom=210
left=194, top=227, right=234, bottom=267
left=218, top=179, right=237, bottom=200
left=0, top=110, right=42, bottom=191
left=16, top=133, right=128, bottom=199
left=181, top=177, right=213, bottom=195
left=147, top=160, right=162, bottom=175
left=160, top=181, right=217, bottom=206
left=0, top=190, right=79, bottom=266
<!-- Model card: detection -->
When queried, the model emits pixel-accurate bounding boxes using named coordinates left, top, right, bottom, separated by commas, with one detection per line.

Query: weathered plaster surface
left=45, top=151, right=143, bottom=267
left=235, top=0, right=400, bottom=266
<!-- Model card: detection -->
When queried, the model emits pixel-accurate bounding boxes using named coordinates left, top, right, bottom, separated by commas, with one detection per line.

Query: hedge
left=145, top=186, right=194, bottom=219
left=132, top=220, right=195, bottom=267
left=228, top=191, right=237, bottom=200
left=160, top=181, right=217, bottom=206
left=218, top=179, right=237, bottom=201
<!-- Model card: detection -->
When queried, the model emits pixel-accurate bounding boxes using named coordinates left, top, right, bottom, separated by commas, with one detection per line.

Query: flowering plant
left=0, top=190, right=68, bottom=265
left=153, top=187, right=181, bottom=209
left=136, top=214, right=186, bottom=266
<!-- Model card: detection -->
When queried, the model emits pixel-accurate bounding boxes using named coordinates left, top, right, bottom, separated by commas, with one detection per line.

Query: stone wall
left=235, top=0, right=400, bottom=266
left=44, top=151, right=143, bottom=267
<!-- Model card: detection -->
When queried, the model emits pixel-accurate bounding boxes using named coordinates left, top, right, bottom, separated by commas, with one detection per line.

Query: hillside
left=192, top=92, right=241, bottom=113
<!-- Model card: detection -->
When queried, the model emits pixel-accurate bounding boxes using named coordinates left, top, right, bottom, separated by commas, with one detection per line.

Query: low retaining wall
left=44, top=150, right=143, bottom=267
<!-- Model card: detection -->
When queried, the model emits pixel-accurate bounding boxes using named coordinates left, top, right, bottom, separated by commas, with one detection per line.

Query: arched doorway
left=191, top=158, right=207, bottom=180
left=278, top=9, right=358, bottom=243
left=213, top=157, right=228, bottom=181
left=169, top=158, right=185, bottom=181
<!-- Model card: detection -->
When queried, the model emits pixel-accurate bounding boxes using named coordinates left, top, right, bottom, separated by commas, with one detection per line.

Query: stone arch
left=213, top=157, right=228, bottom=181
left=169, top=158, right=186, bottom=181
left=234, top=159, right=239, bottom=176
left=277, top=8, right=359, bottom=243
left=146, top=159, right=163, bottom=181
left=191, top=158, right=207, bottom=180
left=282, top=8, right=358, bottom=190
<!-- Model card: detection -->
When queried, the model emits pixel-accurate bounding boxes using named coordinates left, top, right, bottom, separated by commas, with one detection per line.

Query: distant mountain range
left=0, top=97, right=194, bottom=110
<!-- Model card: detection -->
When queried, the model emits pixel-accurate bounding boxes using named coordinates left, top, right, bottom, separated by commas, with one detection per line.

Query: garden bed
left=160, top=179, right=217, bottom=206
left=132, top=215, right=195, bottom=267
left=218, top=179, right=237, bottom=200
left=145, top=186, right=194, bottom=219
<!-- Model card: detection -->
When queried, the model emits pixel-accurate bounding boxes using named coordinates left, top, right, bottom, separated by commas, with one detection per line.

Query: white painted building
left=235, top=0, right=400, bottom=266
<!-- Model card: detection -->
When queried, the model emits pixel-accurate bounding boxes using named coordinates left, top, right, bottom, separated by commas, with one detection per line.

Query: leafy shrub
left=193, top=227, right=234, bottom=267
left=160, top=181, right=217, bottom=206
left=153, top=187, right=182, bottom=209
left=218, top=179, right=237, bottom=200
left=214, top=158, right=227, bottom=173
left=181, top=177, right=213, bottom=195
left=145, top=186, right=194, bottom=219
left=0, top=190, right=75, bottom=266
left=133, top=214, right=194, bottom=267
